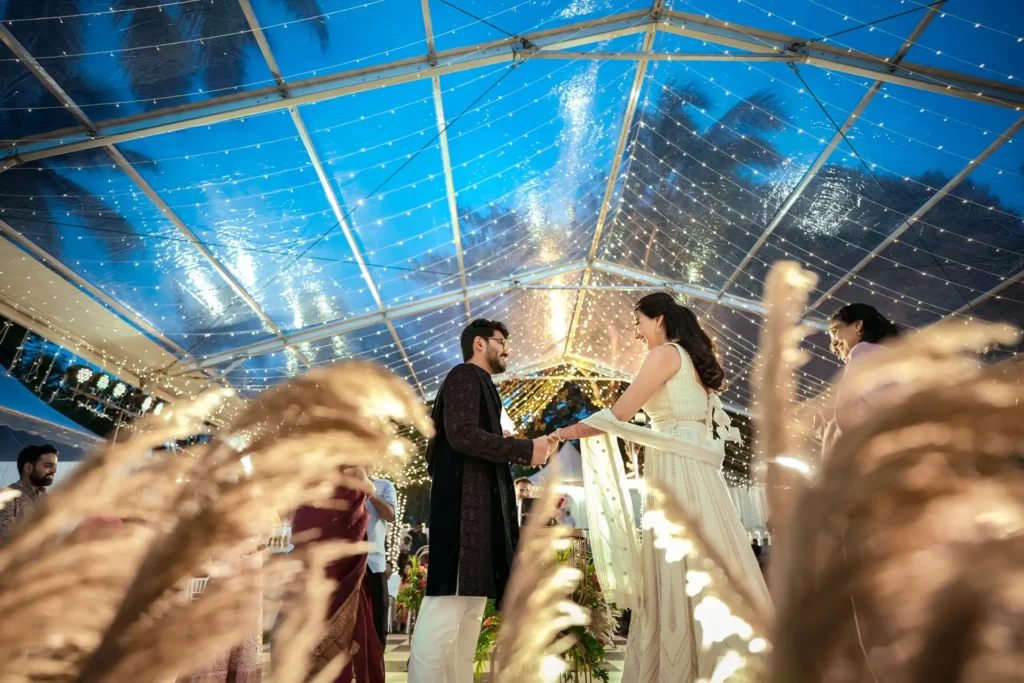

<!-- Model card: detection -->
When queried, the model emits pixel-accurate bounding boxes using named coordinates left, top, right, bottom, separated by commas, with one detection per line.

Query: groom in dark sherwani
left=408, top=319, right=551, bottom=683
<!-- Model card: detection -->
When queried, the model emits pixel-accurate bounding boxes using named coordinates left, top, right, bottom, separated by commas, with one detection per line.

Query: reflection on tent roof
left=0, top=0, right=1020, bottom=426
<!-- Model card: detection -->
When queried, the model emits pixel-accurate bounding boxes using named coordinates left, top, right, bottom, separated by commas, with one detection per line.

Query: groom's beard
left=487, top=348, right=508, bottom=374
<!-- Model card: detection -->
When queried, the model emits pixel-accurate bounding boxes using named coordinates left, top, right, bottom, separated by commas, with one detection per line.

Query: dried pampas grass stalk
left=0, top=362, right=431, bottom=683
left=270, top=541, right=368, bottom=683
left=770, top=330, right=1024, bottom=683
left=751, top=261, right=820, bottom=603
left=749, top=263, right=1024, bottom=683
left=643, top=485, right=771, bottom=682
left=491, top=466, right=589, bottom=683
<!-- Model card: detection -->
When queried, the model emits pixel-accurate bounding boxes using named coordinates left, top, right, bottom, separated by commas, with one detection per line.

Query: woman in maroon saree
left=291, top=468, right=385, bottom=683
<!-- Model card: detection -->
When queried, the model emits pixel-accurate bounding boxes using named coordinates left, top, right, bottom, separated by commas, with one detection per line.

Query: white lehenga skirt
left=580, top=413, right=771, bottom=683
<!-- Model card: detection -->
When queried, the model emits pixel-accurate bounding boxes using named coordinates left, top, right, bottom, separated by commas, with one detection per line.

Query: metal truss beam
left=421, top=0, right=470, bottom=322
left=289, top=107, right=425, bottom=397
left=1, top=10, right=652, bottom=164
left=659, top=9, right=1024, bottom=110
left=527, top=51, right=797, bottom=62
left=0, top=21, right=306, bottom=376
left=106, top=145, right=312, bottom=368
left=592, top=260, right=829, bottom=330
left=173, top=260, right=588, bottom=376
left=0, top=294, right=181, bottom=403
left=564, top=0, right=663, bottom=360
left=0, top=218, right=196, bottom=363
left=9, top=6, right=1023, bottom=167
left=235, top=0, right=422, bottom=393
left=805, top=114, right=1024, bottom=315
left=236, top=0, right=285, bottom=88
left=718, top=2, right=944, bottom=299
left=950, top=267, right=1024, bottom=317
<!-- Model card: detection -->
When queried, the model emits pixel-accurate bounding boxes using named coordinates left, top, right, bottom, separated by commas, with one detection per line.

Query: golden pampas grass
left=748, top=262, right=1024, bottom=683
left=490, top=464, right=590, bottom=683
left=0, top=362, right=430, bottom=683
left=642, top=485, right=771, bottom=682
left=768, top=324, right=1024, bottom=683
left=752, top=263, right=819, bottom=521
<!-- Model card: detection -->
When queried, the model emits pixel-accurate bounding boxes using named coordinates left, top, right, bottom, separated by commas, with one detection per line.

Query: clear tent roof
left=1, top=0, right=1022, bottom=410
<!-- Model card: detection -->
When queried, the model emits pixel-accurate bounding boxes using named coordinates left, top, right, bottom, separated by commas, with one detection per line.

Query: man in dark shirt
left=408, top=522, right=428, bottom=555
left=0, top=444, right=58, bottom=537
left=409, top=319, right=553, bottom=683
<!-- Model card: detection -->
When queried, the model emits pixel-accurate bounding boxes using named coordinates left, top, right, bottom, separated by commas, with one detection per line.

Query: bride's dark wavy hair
left=635, top=293, right=726, bottom=391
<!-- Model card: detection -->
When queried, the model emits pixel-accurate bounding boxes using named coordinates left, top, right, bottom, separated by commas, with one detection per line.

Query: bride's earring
left=655, top=324, right=661, bottom=332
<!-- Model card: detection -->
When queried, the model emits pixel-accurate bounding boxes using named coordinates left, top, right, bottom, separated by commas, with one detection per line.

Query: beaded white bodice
left=639, top=343, right=740, bottom=456
left=643, top=343, right=712, bottom=430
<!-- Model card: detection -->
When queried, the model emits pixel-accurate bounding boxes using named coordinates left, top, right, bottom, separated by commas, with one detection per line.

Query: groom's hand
left=531, top=437, right=553, bottom=467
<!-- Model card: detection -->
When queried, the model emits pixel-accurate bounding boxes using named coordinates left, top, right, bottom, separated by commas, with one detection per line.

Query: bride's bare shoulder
left=640, top=344, right=683, bottom=373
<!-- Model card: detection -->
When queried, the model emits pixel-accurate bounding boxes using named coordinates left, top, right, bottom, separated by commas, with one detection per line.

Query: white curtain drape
left=727, top=484, right=770, bottom=538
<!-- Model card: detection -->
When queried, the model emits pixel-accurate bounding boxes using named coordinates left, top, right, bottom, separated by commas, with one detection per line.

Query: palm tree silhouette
left=617, top=79, right=787, bottom=282
left=0, top=0, right=328, bottom=258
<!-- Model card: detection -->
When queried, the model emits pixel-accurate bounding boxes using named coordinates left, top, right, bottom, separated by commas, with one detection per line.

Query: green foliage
left=472, top=553, right=616, bottom=682
left=474, top=600, right=501, bottom=681
left=396, top=556, right=427, bottom=615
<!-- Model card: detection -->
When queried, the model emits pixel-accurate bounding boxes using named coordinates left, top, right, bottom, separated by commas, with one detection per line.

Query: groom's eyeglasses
left=486, top=336, right=510, bottom=351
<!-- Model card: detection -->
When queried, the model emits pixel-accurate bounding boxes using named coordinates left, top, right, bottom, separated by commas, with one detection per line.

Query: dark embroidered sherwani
left=424, top=363, right=532, bottom=604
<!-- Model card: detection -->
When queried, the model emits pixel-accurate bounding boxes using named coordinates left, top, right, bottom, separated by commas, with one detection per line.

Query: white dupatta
left=578, top=412, right=642, bottom=612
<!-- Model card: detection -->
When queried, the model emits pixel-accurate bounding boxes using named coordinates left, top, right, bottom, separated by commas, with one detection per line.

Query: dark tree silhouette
left=0, top=0, right=330, bottom=258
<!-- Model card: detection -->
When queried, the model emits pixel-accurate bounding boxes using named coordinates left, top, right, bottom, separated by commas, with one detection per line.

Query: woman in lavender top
left=822, top=303, right=901, bottom=458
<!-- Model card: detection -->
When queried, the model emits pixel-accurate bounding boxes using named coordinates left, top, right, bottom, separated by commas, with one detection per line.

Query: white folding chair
left=188, top=577, right=209, bottom=602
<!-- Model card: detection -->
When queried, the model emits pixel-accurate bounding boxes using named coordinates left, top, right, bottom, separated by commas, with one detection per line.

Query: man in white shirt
left=514, top=477, right=533, bottom=527
left=560, top=506, right=577, bottom=529
left=366, top=477, right=397, bottom=650
left=386, top=561, right=401, bottom=632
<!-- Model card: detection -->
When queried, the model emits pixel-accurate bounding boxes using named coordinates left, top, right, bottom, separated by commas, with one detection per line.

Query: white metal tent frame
left=1, top=1, right=1022, bottom=394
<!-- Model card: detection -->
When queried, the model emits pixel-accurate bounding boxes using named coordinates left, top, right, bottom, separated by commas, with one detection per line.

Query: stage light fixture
left=68, top=365, right=94, bottom=384
left=112, top=382, right=128, bottom=398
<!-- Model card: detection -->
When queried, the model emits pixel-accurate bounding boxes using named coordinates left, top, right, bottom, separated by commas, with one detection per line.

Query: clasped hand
left=530, top=432, right=561, bottom=467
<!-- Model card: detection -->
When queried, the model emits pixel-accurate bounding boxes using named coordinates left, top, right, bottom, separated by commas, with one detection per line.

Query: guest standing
left=0, top=444, right=58, bottom=537
left=407, top=319, right=552, bottom=683
left=177, top=544, right=264, bottom=683
left=513, top=477, right=533, bottom=527
left=408, top=523, right=428, bottom=555
left=291, top=466, right=384, bottom=683
left=559, top=505, right=577, bottom=529
left=822, top=303, right=901, bottom=458
left=365, top=477, right=397, bottom=651
left=386, top=562, right=401, bottom=632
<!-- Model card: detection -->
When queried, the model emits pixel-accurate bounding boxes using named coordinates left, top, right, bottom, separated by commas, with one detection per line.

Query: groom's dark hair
left=460, top=319, right=509, bottom=361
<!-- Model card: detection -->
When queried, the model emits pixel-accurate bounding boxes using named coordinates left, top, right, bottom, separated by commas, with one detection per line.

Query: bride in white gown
left=552, top=293, right=771, bottom=682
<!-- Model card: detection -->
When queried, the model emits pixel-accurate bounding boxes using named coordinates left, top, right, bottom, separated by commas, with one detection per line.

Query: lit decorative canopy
left=0, top=0, right=1021, bottom=420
